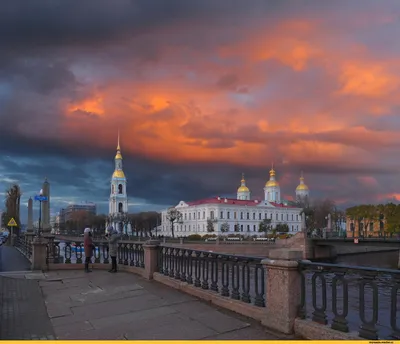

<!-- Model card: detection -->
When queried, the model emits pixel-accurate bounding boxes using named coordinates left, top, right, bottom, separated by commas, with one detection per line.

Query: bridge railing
left=14, top=236, right=32, bottom=262
left=298, top=260, right=400, bottom=340
left=158, top=247, right=266, bottom=308
left=46, top=240, right=145, bottom=268
left=316, top=231, right=400, bottom=240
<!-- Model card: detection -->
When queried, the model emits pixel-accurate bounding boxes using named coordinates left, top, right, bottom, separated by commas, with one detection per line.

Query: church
left=107, top=133, right=131, bottom=234
left=159, top=167, right=310, bottom=236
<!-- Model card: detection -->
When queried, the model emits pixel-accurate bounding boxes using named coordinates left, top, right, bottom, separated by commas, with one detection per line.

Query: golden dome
left=296, top=175, right=309, bottom=191
left=265, top=180, right=279, bottom=187
left=269, top=168, right=276, bottom=177
left=237, top=173, right=250, bottom=193
left=112, top=170, right=125, bottom=178
left=237, top=185, right=250, bottom=192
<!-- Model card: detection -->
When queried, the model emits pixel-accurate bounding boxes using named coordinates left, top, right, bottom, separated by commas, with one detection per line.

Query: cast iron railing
left=15, top=236, right=32, bottom=260
left=158, top=247, right=265, bottom=307
left=298, top=261, right=400, bottom=340
left=46, top=241, right=145, bottom=268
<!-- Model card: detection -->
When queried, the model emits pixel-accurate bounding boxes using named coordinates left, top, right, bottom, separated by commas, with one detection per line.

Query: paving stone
left=53, top=320, right=94, bottom=338
left=203, top=326, right=277, bottom=340
left=0, top=275, right=55, bottom=339
left=125, top=313, right=218, bottom=340
left=90, top=305, right=178, bottom=329
left=69, top=289, right=147, bottom=307
left=172, top=300, right=250, bottom=333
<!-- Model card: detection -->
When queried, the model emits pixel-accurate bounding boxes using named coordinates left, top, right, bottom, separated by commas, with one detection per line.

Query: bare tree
left=206, top=219, right=215, bottom=233
left=220, top=222, right=229, bottom=233
left=258, top=218, right=272, bottom=237
left=4, top=184, right=22, bottom=236
left=166, top=208, right=183, bottom=238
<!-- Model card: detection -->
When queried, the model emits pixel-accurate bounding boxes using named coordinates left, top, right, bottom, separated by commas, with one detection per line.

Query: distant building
left=159, top=168, right=310, bottom=237
left=59, top=203, right=97, bottom=223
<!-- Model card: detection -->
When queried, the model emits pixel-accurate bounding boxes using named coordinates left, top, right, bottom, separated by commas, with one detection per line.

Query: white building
left=107, top=132, right=131, bottom=234
left=160, top=168, right=310, bottom=236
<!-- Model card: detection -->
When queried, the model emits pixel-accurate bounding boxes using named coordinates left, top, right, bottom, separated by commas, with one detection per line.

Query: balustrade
left=158, top=247, right=265, bottom=308
left=298, top=261, right=400, bottom=340
left=46, top=241, right=145, bottom=268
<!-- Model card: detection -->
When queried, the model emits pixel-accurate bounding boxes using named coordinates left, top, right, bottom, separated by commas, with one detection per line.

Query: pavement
left=1, top=268, right=281, bottom=340
left=0, top=245, right=31, bottom=272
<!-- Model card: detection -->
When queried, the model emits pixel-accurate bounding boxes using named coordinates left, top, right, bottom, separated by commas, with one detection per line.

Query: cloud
left=1, top=0, right=400, bottom=223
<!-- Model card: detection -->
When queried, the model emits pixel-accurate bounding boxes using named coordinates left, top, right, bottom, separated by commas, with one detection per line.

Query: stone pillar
left=27, top=197, right=34, bottom=232
left=301, top=212, right=306, bottom=232
left=327, top=213, right=332, bottom=233
left=262, top=249, right=303, bottom=335
left=32, top=239, right=48, bottom=271
left=41, top=178, right=51, bottom=233
left=143, top=240, right=160, bottom=280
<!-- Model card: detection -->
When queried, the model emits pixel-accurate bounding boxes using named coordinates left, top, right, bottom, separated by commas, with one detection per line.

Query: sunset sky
left=1, top=0, right=400, bottom=222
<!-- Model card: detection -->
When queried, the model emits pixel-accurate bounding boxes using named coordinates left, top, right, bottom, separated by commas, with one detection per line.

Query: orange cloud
left=337, top=62, right=398, bottom=97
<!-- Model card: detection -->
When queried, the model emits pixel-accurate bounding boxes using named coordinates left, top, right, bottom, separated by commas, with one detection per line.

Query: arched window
left=118, top=202, right=123, bottom=213
left=118, top=184, right=123, bottom=194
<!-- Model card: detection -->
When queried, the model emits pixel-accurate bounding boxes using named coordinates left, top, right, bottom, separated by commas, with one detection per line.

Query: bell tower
left=109, top=131, right=128, bottom=216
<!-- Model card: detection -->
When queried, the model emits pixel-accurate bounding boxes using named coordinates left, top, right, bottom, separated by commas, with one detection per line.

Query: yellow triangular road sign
left=7, top=218, right=17, bottom=227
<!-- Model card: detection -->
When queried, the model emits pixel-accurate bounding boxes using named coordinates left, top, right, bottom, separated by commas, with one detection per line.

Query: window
left=292, top=214, right=294, bottom=221
left=189, top=213, right=191, bottom=220
left=118, top=202, right=123, bottom=213
left=198, top=212, right=200, bottom=219
left=220, top=211, right=224, bottom=219
left=111, top=185, right=115, bottom=194
left=188, top=225, right=191, bottom=230
left=210, top=211, right=215, bottom=219
left=253, top=225, right=256, bottom=231
left=264, top=213, right=267, bottom=219
left=253, top=213, right=256, bottom=220
left=259, top=213, right=262, bottom=220
left=118, top=184, right=123, bottom=194
left=247, top=225, right=250, bottom=232
left=291, top=225, right=294, bottom=231
left=240, top=212, right=243, bottom=220
left=286, top=214, right=288, bottom=221
left=296, top=225, right=299, bottom=231
left=276, top=213, right=278, bottom=220
left=369, top=222, right=374, bottom=231
left=246, top=212, right=249, bottom=220
left=234, top=212, right=237, bottom=219
left=240, top=225, right=243, bottom=232
left=184, top=225, right=186, bottom=231
left=227, top=211, right=230, bottom=219
left=184, top=213, right=187, bottom=220
left=203, top=211, right=205, bottom=219
left=281, top=214, right=284, bottom=221
left=193, top=212, right=196, bottom=220
left=296, top=215, right=299, bottom=221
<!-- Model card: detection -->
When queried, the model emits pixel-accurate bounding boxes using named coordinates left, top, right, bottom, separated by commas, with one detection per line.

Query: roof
left=184, top=197, right=299, bottom=208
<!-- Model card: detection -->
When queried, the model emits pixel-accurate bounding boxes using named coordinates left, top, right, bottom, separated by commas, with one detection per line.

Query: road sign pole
left=38, top=200, right=42, bottom=240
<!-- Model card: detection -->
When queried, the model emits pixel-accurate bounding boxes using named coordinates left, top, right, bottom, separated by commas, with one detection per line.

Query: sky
left=1, top=0, right=400, bottom=223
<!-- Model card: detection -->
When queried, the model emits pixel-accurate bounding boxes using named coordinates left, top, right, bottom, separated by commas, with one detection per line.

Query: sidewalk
left=5, top=269, right=281, bottom=340
left=0, top=275, right=55, bottom=339
left=0, top=246, right=31, bottom=272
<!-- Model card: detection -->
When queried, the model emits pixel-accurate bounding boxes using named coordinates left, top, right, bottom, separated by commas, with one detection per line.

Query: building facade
left=160, top=168, right=309, bottom=236
left=59, top=203, right=97, bottom=223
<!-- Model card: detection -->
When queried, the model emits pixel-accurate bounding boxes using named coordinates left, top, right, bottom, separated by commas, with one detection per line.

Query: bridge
left=1, top=233, right=399, bottom=340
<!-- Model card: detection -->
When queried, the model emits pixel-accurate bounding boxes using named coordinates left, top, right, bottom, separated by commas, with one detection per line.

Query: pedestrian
left=83, top=227, right=95, bottom=273
left=106, top=226, right=120, bottom=273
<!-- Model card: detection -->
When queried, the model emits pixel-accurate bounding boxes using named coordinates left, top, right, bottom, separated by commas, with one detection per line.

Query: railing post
left=261, top=249, right=303, bottom=335
left=31, top=238, right=48, bottom=271
left=143, top=240, right=160, bottom=280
